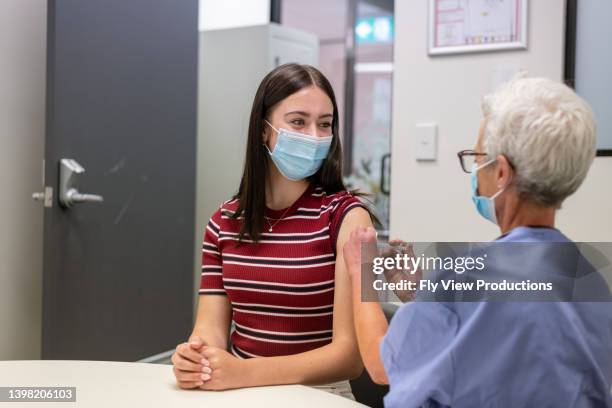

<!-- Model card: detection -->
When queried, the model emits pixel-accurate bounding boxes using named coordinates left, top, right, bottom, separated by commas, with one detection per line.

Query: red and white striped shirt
left=199, top=184, right=365, bottom=358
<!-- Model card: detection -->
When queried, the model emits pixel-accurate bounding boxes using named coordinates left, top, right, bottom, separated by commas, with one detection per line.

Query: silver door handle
left=59, top=158, right=104, bottom=208
left=65, top=189, right=104, bottom=204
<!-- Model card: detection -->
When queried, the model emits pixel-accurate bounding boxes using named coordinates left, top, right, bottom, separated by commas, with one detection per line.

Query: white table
left=0, top=360, right=366, bottom=407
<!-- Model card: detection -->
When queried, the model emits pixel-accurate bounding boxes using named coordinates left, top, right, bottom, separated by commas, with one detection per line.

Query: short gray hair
left=482, top=76, right=597, bottom=208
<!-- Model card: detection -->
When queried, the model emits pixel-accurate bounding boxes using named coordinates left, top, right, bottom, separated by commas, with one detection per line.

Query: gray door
left=42, top=0, right=198, bottom=360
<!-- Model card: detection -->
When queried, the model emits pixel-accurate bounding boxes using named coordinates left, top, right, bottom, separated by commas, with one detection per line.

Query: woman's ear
left=496, top=154, right=513, bottom=188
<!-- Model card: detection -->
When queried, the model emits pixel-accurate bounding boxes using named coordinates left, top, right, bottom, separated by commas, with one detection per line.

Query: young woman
left=171, top=63, right=374, bottom=398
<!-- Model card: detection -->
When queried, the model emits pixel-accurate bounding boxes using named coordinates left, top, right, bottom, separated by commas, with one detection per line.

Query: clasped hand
left=171, top=337, right=246, bottom=391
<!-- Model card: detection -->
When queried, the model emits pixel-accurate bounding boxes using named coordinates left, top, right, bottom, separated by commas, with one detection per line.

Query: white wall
left=558, top=158, right=612, bottom=241
left=199, top=0, right=270, bottom=31
left=0, top=0, right=47, bottom=359
left=389, top=0, right=612, bottom=242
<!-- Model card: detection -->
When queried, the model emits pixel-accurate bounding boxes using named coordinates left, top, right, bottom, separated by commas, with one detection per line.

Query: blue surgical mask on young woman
left=264, top=120, right=333, bottom=181
left=471, top=159, right=505, bottom=225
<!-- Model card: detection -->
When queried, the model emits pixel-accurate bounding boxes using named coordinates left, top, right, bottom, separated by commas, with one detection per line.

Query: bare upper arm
left=331, top=207, right=374, bottom=341
left=336, top=207, right=373, bottom=248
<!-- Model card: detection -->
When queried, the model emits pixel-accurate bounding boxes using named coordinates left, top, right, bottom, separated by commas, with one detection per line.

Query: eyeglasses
left=457, top=149, right=487, bottom=173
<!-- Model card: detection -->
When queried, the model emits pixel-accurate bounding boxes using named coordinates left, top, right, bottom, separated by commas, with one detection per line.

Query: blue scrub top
left=380, top=227, right=612, bottom=408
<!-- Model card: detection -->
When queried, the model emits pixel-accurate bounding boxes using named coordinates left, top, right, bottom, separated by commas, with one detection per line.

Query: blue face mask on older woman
left=471, top=159, right=505, bottom=225
left=264, top=120, right=333, bottom=181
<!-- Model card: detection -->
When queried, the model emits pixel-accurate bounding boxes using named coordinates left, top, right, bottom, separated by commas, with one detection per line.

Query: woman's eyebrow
left=283, top=111, right=333, bottom=119
left=284, top=111, right=310, bottom=117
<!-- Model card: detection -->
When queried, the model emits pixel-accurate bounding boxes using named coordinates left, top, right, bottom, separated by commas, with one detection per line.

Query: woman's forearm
left=190, top=323, right=229, bottom=349
left=240, top=340, right=363, bottom=387
left=190, top=295, right=233, bottom=349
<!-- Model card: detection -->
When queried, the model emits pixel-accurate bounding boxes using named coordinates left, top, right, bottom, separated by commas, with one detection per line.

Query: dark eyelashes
left=289, top=120, right=332, bottom=128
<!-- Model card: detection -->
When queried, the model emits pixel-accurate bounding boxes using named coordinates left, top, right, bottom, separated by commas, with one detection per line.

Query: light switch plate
left=415, top=123, right=438, bottom=161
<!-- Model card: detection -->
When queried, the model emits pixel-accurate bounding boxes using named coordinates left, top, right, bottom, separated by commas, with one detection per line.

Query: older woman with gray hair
left=343, top=77, right=612, bottom=408
left=466, top=76, right=597, bottom=229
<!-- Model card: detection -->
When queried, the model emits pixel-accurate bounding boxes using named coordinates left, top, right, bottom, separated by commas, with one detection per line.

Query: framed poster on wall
left=429, top=0, right=528, bottom=56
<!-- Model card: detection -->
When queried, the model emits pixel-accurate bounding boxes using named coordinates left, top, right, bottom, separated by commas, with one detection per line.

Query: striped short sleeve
left=199, top=209, right=225, bottom=295
left=329, top=192, right=368, bottom=251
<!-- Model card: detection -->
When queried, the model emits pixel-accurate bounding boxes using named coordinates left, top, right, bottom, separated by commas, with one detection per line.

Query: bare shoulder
left=342, top=206, right=372, bottom=226
left=337, top=206, right=373, bottom=243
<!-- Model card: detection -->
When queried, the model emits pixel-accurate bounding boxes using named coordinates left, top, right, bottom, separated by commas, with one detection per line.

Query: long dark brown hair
left=232, top=63, right=365, bottom=242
